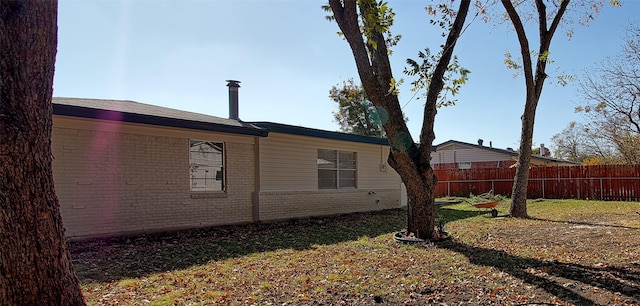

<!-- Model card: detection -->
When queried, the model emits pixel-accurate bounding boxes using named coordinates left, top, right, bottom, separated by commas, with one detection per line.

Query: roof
left=52, top=98, right=391, bottom=146
left=52, top=97, right=268, bottom=137
left=250, top=122, right=390, bottom=146
left=434, top=140, right=579, bottom=164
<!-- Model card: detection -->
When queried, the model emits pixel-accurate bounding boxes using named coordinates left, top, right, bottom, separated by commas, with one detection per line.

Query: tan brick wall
left=52, top=121, right=256, bottom=239
left=256, top=132, right=402, bottom=221
left=258, top=189, right=401, bottom=221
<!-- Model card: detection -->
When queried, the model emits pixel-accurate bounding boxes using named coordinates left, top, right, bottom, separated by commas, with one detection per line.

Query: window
left=189, top=140, right=224, bottom=192
left=458, top=162, right=471, bottom=170
left=317, top=149, right=357, bottom=189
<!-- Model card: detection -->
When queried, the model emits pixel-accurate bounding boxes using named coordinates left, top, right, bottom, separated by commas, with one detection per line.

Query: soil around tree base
left=393, top=230, right=451, bottom=244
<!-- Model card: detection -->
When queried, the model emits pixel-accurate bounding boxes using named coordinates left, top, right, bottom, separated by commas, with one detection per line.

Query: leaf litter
left=70, top=200, right=640, bottom=305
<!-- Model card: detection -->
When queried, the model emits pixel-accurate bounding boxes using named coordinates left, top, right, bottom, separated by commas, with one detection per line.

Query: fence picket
left=434, top=165, right=640, bottom=201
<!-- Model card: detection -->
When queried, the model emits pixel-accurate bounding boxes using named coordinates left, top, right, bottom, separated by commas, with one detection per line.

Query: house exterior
left=431, top=140, right=578, bottom=170
left=251, top=122, right=401, bottom=221
left=52, top=95, right=402, bottom=239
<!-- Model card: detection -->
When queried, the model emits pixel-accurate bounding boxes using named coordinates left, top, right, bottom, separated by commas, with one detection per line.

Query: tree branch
left=419, top=0, right=471, bottom=164
left=501, top=0, right=534, bottom=92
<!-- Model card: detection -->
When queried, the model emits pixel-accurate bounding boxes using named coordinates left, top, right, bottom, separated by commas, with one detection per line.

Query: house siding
left=52, top=116, right=256, bottom=239
left=431, top=142, right=576, bottom=169
left=257, top=132, right=401, bottom=221
left=432, top=147, right=512, bottom=164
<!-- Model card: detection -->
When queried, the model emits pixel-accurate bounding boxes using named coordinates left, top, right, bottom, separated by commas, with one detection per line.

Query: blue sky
left=54, top=0, right=639, bottom=152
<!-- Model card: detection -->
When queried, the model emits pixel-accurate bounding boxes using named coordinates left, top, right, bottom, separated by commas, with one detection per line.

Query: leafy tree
left=551, top=121, right=619, bottom=164
left=0, top=1, right=85, bottom=304
left=325, top=0, right=471, bottom=240
left=531, top=146, right=551, bottom=157
left=575, top=23, right=640, bottom=164
left=551, top=121, right=589, bottom=162
left=329, top=78, right=385, bottom=137
left=498, top=0, right=617, bottom=217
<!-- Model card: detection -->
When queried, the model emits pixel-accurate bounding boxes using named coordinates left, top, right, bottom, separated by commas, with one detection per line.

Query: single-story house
left=431, top=139, right=578, bottom=170
left=52, top=81, right=402, bottom=239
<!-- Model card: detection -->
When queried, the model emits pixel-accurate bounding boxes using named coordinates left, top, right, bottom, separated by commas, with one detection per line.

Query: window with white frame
left=189, top=140, right=224, bottom=192
left=317, top=149, right=357, bottom=189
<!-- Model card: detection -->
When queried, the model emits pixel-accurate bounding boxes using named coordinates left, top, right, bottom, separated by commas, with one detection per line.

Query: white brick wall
left=258, top=189, right=401, bottom=221
left=52, top=116, right=403, bottom=239
left=52, top=122, right=256, bottom=239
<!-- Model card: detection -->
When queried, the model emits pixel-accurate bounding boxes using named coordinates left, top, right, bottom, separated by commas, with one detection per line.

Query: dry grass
left=70, top=199, right=640, bottom=305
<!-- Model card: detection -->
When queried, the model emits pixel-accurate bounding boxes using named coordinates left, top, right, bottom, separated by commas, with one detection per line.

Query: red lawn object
left=472, top=200, right=499, bottom=217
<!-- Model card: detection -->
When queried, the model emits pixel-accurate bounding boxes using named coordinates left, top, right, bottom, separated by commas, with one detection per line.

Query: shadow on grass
left=437, top=206, right=491, bottom=222
left=437, top=240, right=640, bottom=305
left=71, top=207, right=492, bottom=284
left=70, top=209, right=407, bottom=283
left=529, top=217, right=640, bottom=230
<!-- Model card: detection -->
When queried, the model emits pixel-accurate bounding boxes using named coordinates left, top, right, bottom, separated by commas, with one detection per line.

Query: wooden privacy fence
left=434, top=164, right=640, bottom=201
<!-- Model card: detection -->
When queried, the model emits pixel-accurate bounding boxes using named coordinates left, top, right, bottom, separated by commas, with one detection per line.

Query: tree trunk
left=502, top=0, right=569, bottom=218
left=0, top=1, right=86, bottom=304
left=402, top=169, right=437, bottom=238
left=328, top=0, right=469, bottom=239
left=510, top=102, right=536, bottom=218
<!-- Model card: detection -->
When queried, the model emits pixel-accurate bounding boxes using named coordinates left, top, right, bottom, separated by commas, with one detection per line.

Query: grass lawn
left=70, top=199, right=640, bottom=305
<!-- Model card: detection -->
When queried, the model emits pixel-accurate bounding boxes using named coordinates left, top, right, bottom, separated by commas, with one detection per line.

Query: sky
left=54, top=0, right=640, bottom=153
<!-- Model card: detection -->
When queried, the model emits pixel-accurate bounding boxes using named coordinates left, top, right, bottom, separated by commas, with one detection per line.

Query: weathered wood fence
left=434, top=165, right=640, bottom=201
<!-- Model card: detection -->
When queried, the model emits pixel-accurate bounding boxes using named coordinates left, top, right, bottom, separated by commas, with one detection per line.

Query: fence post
left=447, top=181, right=451, bottom=196
left=600, top=178, right=603, bottom=200
left=542, top=178, right=545, bottom=198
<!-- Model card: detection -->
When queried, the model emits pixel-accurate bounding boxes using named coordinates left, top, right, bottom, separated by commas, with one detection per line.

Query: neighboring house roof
left=251, top=122, right=390, bottom=146
left=433, top=139, right=579, bottom=165
left=52, top=97, right=268, bottom=137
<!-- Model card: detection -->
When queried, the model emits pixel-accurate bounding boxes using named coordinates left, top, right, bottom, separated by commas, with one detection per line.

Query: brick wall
left=258, top=189, right=401, bottom=221
left=52, top=124, right=256, bottom=239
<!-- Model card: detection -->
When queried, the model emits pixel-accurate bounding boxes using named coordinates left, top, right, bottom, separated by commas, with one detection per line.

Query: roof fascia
left=53, top=104, right=268, bottom=137
left=250, top=122, right=390, bottom=146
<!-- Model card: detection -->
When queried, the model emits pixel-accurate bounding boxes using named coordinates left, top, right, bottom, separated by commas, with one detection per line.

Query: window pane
left=318, top=169, right=337, bottom=189
left=338, top=151, right=356, bottom=169
left=338, top=170, right=356, bottom=188
left=317, top=149, right=337, bottom=169
left=190, top=141, right=223, bottom=166
left=190, top=140, right=224, bottom=191
left=190, top=166, right=223, bottom=191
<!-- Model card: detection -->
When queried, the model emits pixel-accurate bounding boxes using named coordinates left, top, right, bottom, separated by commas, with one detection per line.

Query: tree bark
left=0, top=1, right=86, bottom=304
left=502, top=0, right=569, bottom=218
left=329, top=0, right=469, bottom=239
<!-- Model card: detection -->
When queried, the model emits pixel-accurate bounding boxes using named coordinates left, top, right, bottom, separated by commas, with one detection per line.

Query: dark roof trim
left=250, top=122, right=390, bottom=145
left=53, top=104, right=269, bottom=137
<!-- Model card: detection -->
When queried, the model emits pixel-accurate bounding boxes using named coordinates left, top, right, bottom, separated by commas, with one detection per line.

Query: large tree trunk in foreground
left=0, top=1, right=85, bottom=304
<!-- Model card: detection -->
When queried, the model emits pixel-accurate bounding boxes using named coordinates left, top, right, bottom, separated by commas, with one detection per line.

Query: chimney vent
left=477, top=139, right=483, bottom=146
left=226, top=80, right=240, bottom=120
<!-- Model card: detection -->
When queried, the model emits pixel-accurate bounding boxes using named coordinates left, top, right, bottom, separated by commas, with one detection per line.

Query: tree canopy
left=329, top=78, right=385, bottom=137
left=573, top=22, right=640, bottom=165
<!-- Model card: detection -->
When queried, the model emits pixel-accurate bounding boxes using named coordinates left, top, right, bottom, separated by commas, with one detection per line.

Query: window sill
left=190, top=192, right=227, bottom=199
